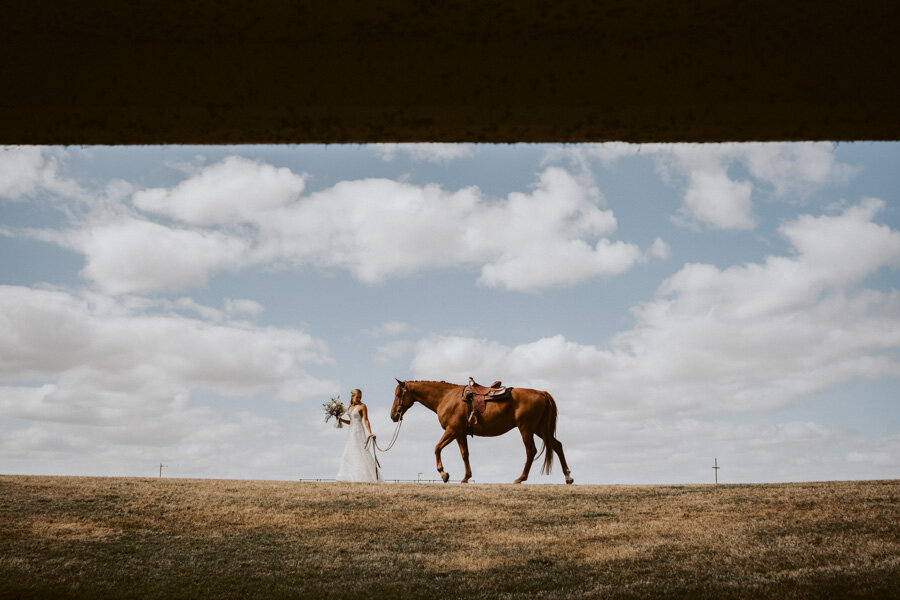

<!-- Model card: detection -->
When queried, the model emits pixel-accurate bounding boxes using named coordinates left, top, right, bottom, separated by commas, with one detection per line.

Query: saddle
left=463, top=377, right=511, bottom=430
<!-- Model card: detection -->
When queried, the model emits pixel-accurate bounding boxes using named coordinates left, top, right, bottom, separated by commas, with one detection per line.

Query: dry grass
left=1, top=476, right=898, bottom=599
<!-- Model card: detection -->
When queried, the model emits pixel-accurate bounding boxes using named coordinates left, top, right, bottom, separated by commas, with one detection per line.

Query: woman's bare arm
left=361, top=404, right=375, bottom=437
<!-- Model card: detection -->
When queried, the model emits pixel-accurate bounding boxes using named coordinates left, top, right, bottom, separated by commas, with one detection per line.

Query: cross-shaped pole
left=159, top=463, right=167, bottom=478
left=712, top=458, right=720, bottom=484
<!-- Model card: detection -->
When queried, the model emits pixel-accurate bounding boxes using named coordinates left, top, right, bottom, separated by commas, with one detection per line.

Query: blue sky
left=1, top=142, right=898, bottom=484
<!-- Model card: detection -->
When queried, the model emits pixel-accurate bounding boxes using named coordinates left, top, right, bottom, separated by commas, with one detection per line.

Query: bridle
left=392, top=378, right=412, bottom=421
left=365, top=381, right=408, bottom=468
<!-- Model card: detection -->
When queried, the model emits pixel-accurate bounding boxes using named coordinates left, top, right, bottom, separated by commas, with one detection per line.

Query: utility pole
left=712, top=458, right=720, bottom=484
left=159, top=463, right=168, bottom=478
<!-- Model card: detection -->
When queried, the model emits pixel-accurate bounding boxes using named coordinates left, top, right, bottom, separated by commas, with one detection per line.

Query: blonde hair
left=351, top=389, right=362, bottom=404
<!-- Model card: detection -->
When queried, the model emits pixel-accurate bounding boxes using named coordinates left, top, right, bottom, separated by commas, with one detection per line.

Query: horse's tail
left=539, top=391, right=557, bottom=475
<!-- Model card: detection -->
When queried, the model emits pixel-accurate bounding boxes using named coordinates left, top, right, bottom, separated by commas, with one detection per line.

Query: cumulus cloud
left=740, top=143, right=858, bottom=196
left=0, top=283, right=343, bottom=477
left=269, top=165, right=660, bottom=291
left=0, top=146, right=86, bottom=201
left=373, top=143, right=475, bottom=164
left=252, top=165, right=642, bottom=291
left=677, top=168, right=755, bottom=230
left=645, top=237, right=671, bottom=260
left=133, top=156, right=307, bottom=225
left=32, top=160, right=661, bottom=293
left=410, top=200, right=900, bottom=419
left=0, top=285, right=336, bottom=404
left=50, top=218, right=251, bottom=294
left=0, top=285, right=340, bottom=476
left=545, top=142, right=857, bottom=231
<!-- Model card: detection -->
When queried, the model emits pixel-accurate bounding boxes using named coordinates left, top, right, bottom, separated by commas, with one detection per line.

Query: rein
left=364, top=416, right=403, bottom=470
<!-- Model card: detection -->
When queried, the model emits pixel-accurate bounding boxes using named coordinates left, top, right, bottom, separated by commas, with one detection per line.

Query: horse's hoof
left=441, top=472, right=450, bottom=483
left=513, top=478, right=524, bottom=484
left=460, top=479, right=469, bottom=484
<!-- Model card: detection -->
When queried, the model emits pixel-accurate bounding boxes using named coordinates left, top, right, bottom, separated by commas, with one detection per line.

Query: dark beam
left=2, top=1, right=898, bottom=144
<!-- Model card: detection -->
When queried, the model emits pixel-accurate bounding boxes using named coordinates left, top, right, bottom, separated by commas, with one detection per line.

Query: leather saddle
left=463, top=377, right=511, bottom=428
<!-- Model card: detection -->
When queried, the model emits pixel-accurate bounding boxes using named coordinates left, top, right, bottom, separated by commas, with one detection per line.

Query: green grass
left=1, top=476, right=898, bottom=599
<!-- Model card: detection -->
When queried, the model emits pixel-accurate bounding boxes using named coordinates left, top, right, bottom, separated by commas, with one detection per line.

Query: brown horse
left=390, top=379, right=574, bottom=484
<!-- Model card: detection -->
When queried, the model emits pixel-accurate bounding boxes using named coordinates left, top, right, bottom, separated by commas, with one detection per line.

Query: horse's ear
left=395, top=378, right=403, bottom=385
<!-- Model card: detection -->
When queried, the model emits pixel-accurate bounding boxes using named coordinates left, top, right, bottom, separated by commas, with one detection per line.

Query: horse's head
left=391, top=378, right=412, bottom=422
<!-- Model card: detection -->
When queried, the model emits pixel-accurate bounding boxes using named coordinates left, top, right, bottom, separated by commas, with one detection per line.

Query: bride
left=336, top=389, right=383, bottom=482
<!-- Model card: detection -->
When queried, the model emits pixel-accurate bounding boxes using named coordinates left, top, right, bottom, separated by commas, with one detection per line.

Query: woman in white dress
left=336, top=389, right=383, bottom=482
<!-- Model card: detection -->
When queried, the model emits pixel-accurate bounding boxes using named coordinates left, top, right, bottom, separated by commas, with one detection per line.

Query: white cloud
left=258, top=165, right=656, bottom=291
left=780, top=198, right=900, bottom=286
left=410, top=200, right=900, bottom=420
left=92, top=296, right=262, bottom=324
left=546, top=142, right=857, bottom=231
left=373, top=143, right=475, bottom=164
left=0, top=284, right=340, bottom=476
left=0, top=285, right=335, bottom=404
left=362, top=321, right=409, bottom=337
left=62, top=218, right=251, bottom=294
left=477, top=238, right=645, bottom=291
left=676, top=168, right=755, bottom=230
left=133, top=156, right=307, bottom=225
left=40, top=160, right=662, bottom=293
left=224, top=298, right=264, bottom=319
left=0, top=146, right=48, bottom=199
left=0, top=146, right=86, bottom=201
left=741, top=143, right=858, bottom=196
left=645, top=237, right=671, bottom=260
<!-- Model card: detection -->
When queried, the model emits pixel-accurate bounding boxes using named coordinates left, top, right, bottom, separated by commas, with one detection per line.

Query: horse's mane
left=406, top=379, right=461, bottom=388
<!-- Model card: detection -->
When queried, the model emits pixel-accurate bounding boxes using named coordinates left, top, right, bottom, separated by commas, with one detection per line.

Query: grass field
left=1, top=476, right=898, bottom=599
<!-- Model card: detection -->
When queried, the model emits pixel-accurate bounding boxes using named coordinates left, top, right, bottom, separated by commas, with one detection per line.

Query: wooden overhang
left=2, top=1, right=898, bottom=144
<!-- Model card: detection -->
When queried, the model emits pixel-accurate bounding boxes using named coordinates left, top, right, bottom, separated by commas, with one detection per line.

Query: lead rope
left=364, top=417, right=403, bottom=474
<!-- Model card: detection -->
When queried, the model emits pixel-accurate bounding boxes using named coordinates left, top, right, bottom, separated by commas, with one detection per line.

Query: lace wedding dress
left=336, top=407, right=383, bottom=482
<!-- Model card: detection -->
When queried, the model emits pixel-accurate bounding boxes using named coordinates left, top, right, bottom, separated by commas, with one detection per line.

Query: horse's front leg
left=456, top=437, right=472, bottom=483
left=434, top=428, right=455, bottom=483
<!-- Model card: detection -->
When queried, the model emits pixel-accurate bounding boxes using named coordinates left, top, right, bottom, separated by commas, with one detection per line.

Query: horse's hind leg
left=434, top=428, right=455, bottom=483
left=456, top=437, right=472, bottom=483
left=514, top=428, right=537, bottom=484
left=550, top=437, right=574, bottom=484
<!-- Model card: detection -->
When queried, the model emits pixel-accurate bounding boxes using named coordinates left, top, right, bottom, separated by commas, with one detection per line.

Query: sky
left=1, top=142, right=898, bottom=484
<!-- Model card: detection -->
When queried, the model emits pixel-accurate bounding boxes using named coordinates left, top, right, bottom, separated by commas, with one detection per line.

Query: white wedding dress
left=336, top=406, right=383, bottom=482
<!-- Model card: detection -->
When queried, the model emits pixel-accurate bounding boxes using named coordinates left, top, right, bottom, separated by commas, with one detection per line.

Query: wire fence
left=299, top=478, right=453, bottom=484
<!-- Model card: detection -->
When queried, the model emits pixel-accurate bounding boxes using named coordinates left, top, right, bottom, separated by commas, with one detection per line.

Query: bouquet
left=323, top=395, right=346, bottom=428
